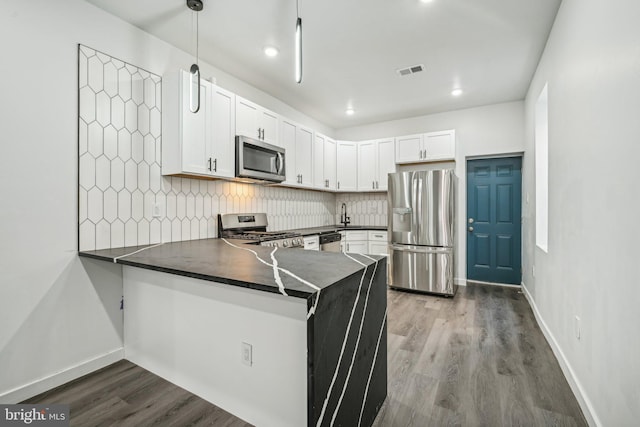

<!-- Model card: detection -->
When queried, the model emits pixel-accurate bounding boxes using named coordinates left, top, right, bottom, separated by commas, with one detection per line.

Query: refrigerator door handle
left=391, top=244, right=451, bottom=254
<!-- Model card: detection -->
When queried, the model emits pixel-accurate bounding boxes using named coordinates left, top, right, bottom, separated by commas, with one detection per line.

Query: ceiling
left=85, top=0, right=561, bottom=130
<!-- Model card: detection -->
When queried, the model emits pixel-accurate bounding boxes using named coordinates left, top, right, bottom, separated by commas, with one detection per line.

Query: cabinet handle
left=257, top=128, right=261, bottom=138
left=261, top=129, right=265, bottom=140
left=419, top=150, right=422, bottom=159
left=207, top=157, right=212, bottom=171
left=372, top=181, right=375, bottom=189
left=213, top=158, right=217, bottom=172
left=337, top=181, right=340, bottom=189
left=423, top=149, right=427, bottom=159
left=347, top=243, right=350, bottom=252
left=375, top=181, right=378, bottom=189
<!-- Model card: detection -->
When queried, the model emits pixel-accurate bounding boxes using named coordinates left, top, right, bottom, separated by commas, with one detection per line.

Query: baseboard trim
left=466, top=279, right=521, bottom=289
left=0, top=348, right=124, bottom=403
left=454, top=278, right=467, bottom=286
left=520, top=283, right=600, bottom=427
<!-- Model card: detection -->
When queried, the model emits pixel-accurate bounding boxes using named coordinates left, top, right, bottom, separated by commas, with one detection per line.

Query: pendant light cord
left=296, top=0, right=300, bottom=18
left=196, top=10, right=199, bottom=66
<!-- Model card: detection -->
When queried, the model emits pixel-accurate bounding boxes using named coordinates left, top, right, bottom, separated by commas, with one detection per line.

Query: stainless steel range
left=217, top=213, right=303, bottom=248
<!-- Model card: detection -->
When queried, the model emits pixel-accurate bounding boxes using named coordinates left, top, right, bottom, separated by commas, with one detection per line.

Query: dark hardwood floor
left=24, top=361, right=252, bottom=427
left=373, top=284, right=588, bottom=427
left=25, top=283, right=587, bottom=427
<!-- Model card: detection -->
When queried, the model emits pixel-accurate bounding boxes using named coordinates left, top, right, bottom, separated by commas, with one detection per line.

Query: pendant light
left=295, top=0, right=303, bottom=84
left=187, top=0, right=203, bottom=113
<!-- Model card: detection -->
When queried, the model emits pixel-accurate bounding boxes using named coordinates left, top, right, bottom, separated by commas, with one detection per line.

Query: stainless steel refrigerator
left=388, top=170, right=456, bottom=296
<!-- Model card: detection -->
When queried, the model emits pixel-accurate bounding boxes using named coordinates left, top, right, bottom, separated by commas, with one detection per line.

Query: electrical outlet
left=574, top=316, right=581, bottom=340
left=241, top=342, right=252, bottom=366
left=152, top=203, right=162, bottom=218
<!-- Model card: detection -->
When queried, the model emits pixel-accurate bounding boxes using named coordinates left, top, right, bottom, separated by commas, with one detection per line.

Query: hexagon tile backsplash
left=78, top=45, right=334, bottom=251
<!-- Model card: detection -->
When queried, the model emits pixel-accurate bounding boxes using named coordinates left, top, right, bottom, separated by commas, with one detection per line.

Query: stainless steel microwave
left=235, top=135, right=286, bottom=182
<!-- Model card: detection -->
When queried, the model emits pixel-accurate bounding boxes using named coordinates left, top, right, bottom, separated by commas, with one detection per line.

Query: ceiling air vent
left=397, top=64, right=425, bottom=76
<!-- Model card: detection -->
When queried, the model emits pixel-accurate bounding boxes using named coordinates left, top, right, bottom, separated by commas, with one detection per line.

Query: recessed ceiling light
left=345, top=108, right=355, bottom=116
left=420, top=0, right=434, bottom=3
left=264, top=46, right=279, bottom=57
left=451, top=88, right=463, bottom=97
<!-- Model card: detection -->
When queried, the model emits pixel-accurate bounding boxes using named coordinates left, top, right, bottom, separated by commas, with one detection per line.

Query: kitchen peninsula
left=80, top=239, right=387, bottom=427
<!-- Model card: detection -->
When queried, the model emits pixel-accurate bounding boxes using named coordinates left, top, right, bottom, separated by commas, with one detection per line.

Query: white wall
left=0, top=0, right=332, bottom=402
left=522, top=0, right=640, bottom=425
left=337, top=102, right=525, bottom=281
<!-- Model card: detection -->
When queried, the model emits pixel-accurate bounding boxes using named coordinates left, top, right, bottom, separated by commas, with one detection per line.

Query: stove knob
left=296, top=238, right=302, bottom=245
left=283, top=240, right=289, bottom=247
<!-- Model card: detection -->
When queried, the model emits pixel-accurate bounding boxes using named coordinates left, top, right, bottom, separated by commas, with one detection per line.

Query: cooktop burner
left=217, top=213, right=303, bottom=247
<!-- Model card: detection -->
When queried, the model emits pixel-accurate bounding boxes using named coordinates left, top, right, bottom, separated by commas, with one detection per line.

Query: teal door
left=467, top=157, right=522, bottom=285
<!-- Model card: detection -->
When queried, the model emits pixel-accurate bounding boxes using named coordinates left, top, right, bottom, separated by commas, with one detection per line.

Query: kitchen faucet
left=340, top=203, right=351, bottom=227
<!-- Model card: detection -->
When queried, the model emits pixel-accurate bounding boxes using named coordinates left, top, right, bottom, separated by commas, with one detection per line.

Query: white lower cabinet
left=341, top=230, right=387, bottom=255
left=303, top=235, right=320, bottom=251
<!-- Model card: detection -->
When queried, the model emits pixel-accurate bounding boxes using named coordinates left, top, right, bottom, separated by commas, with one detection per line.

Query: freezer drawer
left=388, top=245, right=455, bottom=296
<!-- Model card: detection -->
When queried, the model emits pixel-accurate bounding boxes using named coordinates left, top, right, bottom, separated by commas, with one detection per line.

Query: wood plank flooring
left=373, top=284, right=588, bottom=427
left=24, top=360, right=252, bottom=427
left=24, top=283, right=587, bottom=427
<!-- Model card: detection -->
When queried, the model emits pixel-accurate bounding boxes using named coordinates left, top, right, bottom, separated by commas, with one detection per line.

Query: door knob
left=468, top=218, right=474, bottom=224
left=468, top=226, right=474, bottom=232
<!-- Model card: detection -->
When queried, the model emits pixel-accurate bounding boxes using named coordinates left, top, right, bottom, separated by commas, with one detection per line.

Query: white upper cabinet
left=423, top=130, right=456, bottom=161
left=357, top=140, right=377, bottom=191
left=162, top=70, right=234, bottom=178
left=235, top=96, right=279, bottom=145
left=295, top=126, right=314, bottom=187
left=395, top=130, right=455, bottom=163
left=336, top=141, right=358, bottom=191
left=324, top=137, right=337, bottom=191
left=313, top=133, right=326, bottom=189
left=280, top=118, right=298, bottom=186
left=357, top=138, right=396, bottom=191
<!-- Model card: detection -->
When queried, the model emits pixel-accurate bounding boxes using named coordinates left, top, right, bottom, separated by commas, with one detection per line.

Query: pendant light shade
left=295, top=0, right=303, bottom=84
left=187, top=0, right=203, bottom=113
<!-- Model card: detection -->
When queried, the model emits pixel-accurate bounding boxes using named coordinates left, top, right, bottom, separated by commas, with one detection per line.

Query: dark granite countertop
left=79, top=238, right=383, bottom=299
left=285, top=225, right=387, bottom=236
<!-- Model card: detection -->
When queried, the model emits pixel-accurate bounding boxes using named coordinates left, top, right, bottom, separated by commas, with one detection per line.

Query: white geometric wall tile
left=190, top=219, right=199, bottom=240
left=171, top=218, right=181, bottom=242
left=118, top=190, right=131, bottom=220
left=103, top=189, right=118, bottom=223
left=186, top=194, right=195, bottom=219
left=124, top=160, right=138, bottom=192
left=150, top=109, right=161, bottom=137
left=79, top=154, right=95, bottom=190
left=79, top=188, right=88, bottom=223
left=131, top=73, right=144, bottom=105
left=161, top=219, right=171, bottom=242
left=138, top=219, right=150, bottom=246
left=144, top=78, right=156, bottom=107
left=79, top=87, right=96, bottom=123
left=166, top=193, right=177, bottom=219
left=79, top=50, right=88, bottom=88
left=79, top=221, right=95, bottom=251
left=118, top=68, right=132, bottom=101
left=143, top=134, right=155, bottom=164
left=181, top=218, right=191, bottom=240
left=125, top=100, right=138, bottom=132
left=96, top=219, right=111, bottom=250
left=79, top=120, right=88, bottom=154
left=95, top=52, right=111, bottom=64
left=87, top=56, right=104, bottom=92
left=103, top=125, right=118, bottom=160
left=137, top=162, right=150, bottom=192
left=195, top=194, right=204, bottom=219
left=117, top=129, right=131, bottom=159
left=96, top=91, right=111, bottom=126
left=131, top=131, right=144, bottom=163
left=111, top=219, right=125, bottom=248
left=131, top=190, right=143, bottom=221
left=176, top=193, right=186, bottom=219
left=199, top=218, right=208, bottom=239
left=87, top=187, right=103, bottom=223
left=87, top=122, right=103, bottom=157
left=124, top=219, right=138, bottom=247
left=138, top=104, right=150, bottom=135
left=149, top=219, right=161, bottom=244
left=144, top=192, right=155, bottom=219
left=110, top=159, right=125, bottom=191
left=111, top=97, right=125, bottom=130
left=103, top=62, right=118, bottom=97
left=95, top=156, right=110, bottom=191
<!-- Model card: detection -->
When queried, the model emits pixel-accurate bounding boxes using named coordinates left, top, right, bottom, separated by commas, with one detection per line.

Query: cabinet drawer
left=303, top=235, right=320, bottom=251
left=368, top=231, right=387, bottom=242
left=344, top=230, right=368, bottom=242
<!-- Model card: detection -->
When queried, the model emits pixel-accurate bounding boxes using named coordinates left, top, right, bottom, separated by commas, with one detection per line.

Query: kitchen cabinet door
left=345, top=241, right=368, bottom=254
left=395, top=134, right=423, bottom=164
left=357, top=140, right=377, bottom=191
left=336, top=141, right=358, bottom=191
left=235, top=96, right=279, bottom=145
left=324, top=137, right=337, bottom=190
left=376, top=138, right=396, bottom=191
left=368, top=241, right=389, bottom=256
left=424, top=130, right=455, bottom=161
left=210, top=85, right=235, bottom=178
left=296, top=126, right=314, bottom=187
left=280, top=119, right=298, bottom=186
left=162, top=70, right=212, bottom=177
left=313, top=134, right=325, bottom=189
